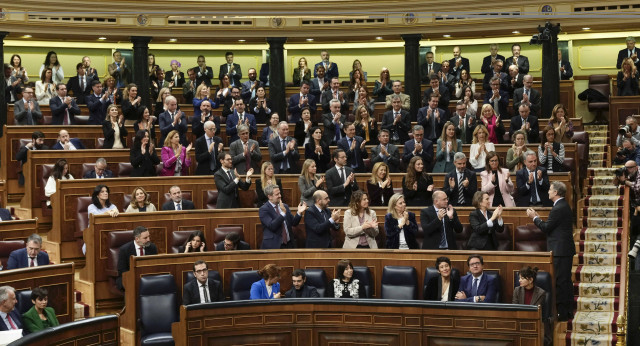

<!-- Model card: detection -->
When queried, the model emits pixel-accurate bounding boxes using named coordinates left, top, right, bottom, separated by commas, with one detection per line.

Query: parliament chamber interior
left=1, top=1, right=640, bottom=345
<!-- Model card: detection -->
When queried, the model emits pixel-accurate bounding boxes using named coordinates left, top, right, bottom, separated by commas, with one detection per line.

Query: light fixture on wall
left=169, top=38, right=177, bottom=42
left=238, top=39, right=246, bottom=42
left=98, top=37, right=107, bottom=40
left=306, top=38, right=314, bottom=42
left=442, top=34, right=451, bottom=38
left=22, top=35, right=32, bottom=38
left=512, top=30, right=520, bottom=34
left=582, top=27, right=590, bottom=30
left=375, top=36, right=383, bottom=40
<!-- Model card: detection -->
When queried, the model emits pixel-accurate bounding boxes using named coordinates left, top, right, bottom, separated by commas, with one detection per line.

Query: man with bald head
left=195, top=120, right=224, bottom=175
left=192, top=99, right=219, bottom=138
left=513, top=75, right=541, bottom=117
left=305, top=190, right=341, bottom=248
left=420, top=190, right=463, bottom=250
left=52, top=129, right=85, bottom=150
left=448, top=46, right=470, bottom=77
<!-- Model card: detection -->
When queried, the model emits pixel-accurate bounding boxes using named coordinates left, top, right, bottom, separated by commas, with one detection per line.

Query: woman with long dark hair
left=402, top=156, right=434, bottom=206
left=45, top=159, right=74, bottom=207
left=343, top=191, right=379, bottom=249
left=179, top=230, right=207, bottom=253
left=39, top=51, right=64, bottom=84
left=130, top=129, right=160, bottom=177
left=424, top=257, right=460, bottom=301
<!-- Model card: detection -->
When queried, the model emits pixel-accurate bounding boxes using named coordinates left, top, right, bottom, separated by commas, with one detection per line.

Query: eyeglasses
left=469, top=262, right=482, bottom=267
left=195, top=269, right=208, bottom=274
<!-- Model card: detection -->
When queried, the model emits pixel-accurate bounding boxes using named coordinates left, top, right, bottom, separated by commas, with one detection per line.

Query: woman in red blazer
left=160, top=129, right=192, bottom=176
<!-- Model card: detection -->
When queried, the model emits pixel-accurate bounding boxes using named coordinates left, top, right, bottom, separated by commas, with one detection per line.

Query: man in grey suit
left=13, top=86, right=42, bottom=125
left=229, top=124, right=262, bottom=175
left=213, top=152, right=252, bottom=209
left=370, top=129, right=401, bottom=173
left=268, top=121, right=300, bottom=174
left=527, top=181, right=575, bottom=321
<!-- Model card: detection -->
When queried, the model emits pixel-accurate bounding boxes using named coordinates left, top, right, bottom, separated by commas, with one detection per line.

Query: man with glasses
left=213, top=152, right=253, bottom=209
left=14, top=86, right=42, bottom=125
left=483, top=76, right=509, bottom=118
left=421, top=190, right=463, bottom=250
left=182, top=260, right=223, bottom=305
left=455, top=254, right=498, bottom=303
left=83, top=158, right=113, bottom=179
left=195, top=121, right=224, bottom=175
left=215, top=232, right=251, bottom=251
left=6, top=234, right=49, bottom=269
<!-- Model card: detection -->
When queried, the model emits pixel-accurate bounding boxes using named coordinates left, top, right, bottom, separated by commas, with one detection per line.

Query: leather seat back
left=214, top=227, right=244, bottom=248
left=117, top=163, right=133, bottom=177
left=482, top=269, right=502, bottom=303
left=16, top=289, right=33, bottom=315
left=205, top=190, right=218, bottom=209
left=587, top=74, right=610, bottom=111
left=0, top=240, right=24, bottom=268
left=514, top=224, right=546, bottom=252
left=380, top=266, right=417, bottom=300
left=169, top=230, right=193, bottom=253
left=81, top=163, right=96, bottom=178
left=106, top=230, right=134, bottom=277
left=230, top=270, right=261, bottom=300
left=303, top=269, right=327, bottom=297
left=353, top=266, right=372, bottom=298
left=139, top=274, right=178, bottom=342
left=75, top=197, right=93, bottom=236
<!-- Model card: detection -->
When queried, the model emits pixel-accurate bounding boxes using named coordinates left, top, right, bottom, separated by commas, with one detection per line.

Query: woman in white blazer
left=343, top=190, right=379, bottom=249
left=480, top=151, right=515, bottom=207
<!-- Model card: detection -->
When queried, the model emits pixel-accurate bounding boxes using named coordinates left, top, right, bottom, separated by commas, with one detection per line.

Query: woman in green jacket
left=22, top=287, right=59, bottom=333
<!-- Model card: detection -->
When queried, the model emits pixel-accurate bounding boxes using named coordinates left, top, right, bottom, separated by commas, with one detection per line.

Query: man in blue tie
left=455, top=255, right=498, bottom=303
left=268, top=121, right=300, bottom=174
left=322, top=99, right=346, bottom=145
left=161, top=186, right=195, bottom=211
left=337, top=122, right=368, bottom=173
left=259, top=184, right=305, bottom=249
left=515, top=151, right=551, bottom=207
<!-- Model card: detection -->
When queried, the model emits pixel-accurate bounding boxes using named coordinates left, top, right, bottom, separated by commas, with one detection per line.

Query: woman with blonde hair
left=154, top=87, right=175, bottom=117
left=384, top=193, right=418, bottom=249
left=193, top=84, right=216, bottom=118
left=547, top=104, right=574, bottom=143
left=102, top=104, right=127, bottom=149
left=618, top=57, right=640, bottom=96
left=506, top=130, right=528, bottom=173
left=469, top=124, right=495, bottom=172
left=373, top=67, right=393, bottom=102
left=255, top=161, right=283, bottom=206
left=433, top=121, right=462, bottom=173
left=343, top=190, right=379, bottom=249
left=298, top=159, right=325, bottom=207
left=125, top=186, right=157, bottom=212
left=478, top=103, right=504, bottom=144
left=367, top=162, right=393, bottom=207
left=402, top=156, right=434, bottom=206
left=160, top=129, right=192, bottom=176
left=121, top=83, right=143, bottom=124
left=293, top=57, right=311, bottom=86
left=354, top=105, right=378, bottom=145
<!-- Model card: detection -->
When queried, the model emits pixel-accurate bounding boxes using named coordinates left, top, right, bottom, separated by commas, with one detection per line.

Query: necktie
left=245, top=142, right=251, bottom=171
left=340, top=167, right=346, bottom=183
left=80, top=76, right=84, bottom=91
left=281, top=139, right=288, bottom=171
left=26, top=102, right=33, bottom=125
left=458, top=173, right=465, bottom=205
left=202, top=284, right=209, bottom=303
left=239, top=114, right=243, bottom=124
left=63, top=98, right=70, bottom=125
left=439, top=209, right=448, bottom=249
left=472, top=278, right=479, bottom=297
left=227, top=170, right=233, bottom=182
left=30, top=257, right=35, bottom=267
left=428, top=64, right=432, bottom=75
left=530, top=171, right=538, bottom=203
left=177, top=203, right=182, bottom=210
left=275, top=204, right=288, bottom=244
left=139, top=246, right=144, bottom=256
left=209, top=138, right=217, bottom=171
left=7, top=315, right=16, bottom=329
left=334, top=116, right=340, bottom=142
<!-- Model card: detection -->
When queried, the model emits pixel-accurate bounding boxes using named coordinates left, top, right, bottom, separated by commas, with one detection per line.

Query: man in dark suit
left=82, top=56, right=100, bottom=83
left=259, top=184, right=304, bottom=249
left=455, top=255, right=498, bottom=303
left=14, top=86, right=42, bottom=125
left=558, top=50, right=573, bottom=80
left=321, top=77, right=348, bottom=114
left=402, top=125, right=434, bottom=168
left=52, top=129, right=85, bottom=150
left=241, top=68, right=263, bottom=103
left=381, top=95, right=411, bottom=145
left=449, top=101, right=476, bottom=144
left=449, top=46, right=471, bottom=77
left=484, top=76, right=510, bottom=118
left=183, top=68, right=197, bottom=104
left=214, top=232, right=251, bottom=251
left=158, top=95, right=188, bottom=146
left=443, top=153, right=477, bottom=206
left=323, top=99, right=347, bottom=145
left=50, top=84, right=81, bottom=125
left=230, top=124, right=262, bottom=175
left=515, top=151, right=551, bottom=207
left=418, top=94, right=448, bottom=142
left=371, top=129, right=401, bottom=173
left=16, top=131, right=48, bottom=186
left=107, top=51, right=131, bottom=88
left=513, top=75, right=541, bottom=117
left=285, top=269, right=321, bottom=298
left=305, top=190, right=341, bottom=248
left=269, top=121, right=301, bottom=174
left=313, top=50, right=338, bottom=79
left=259, top=62, right=269, bottom=86
left=116, top=226, right=158, bottom=291
left=309, top=65, right=329, bottom=101
left=438, top=61, right=458, bottom=96
left=83, top=158, right=113, bottom=179
left=219, top=51, right=242, bottom=88
left=194, top=55, right=214, bottom=87
left=503, top=43, right=530, bottom=74
left=288, top=81, right=317, bottom=123
left=182, top=260, right=224, bottom=305
left=527, top=181, right=576, bottom=321
left=420, top=51, right=441, bottom=84
left=510, top=104, right=540, bottom=144
left=0, top=208, right=12, bottom=221
left=6, top=234, right=49, bottom=269
left=195, top=121, right=224, bottom=175
left=226, top=99, right=257, bottom=143
left=482, top=59, right=508, bottom=92
left=467, top=202, right=504, bottom=251
left=0, top=286, right=24, bottom=334
left=66, top=62, right=91, bottom=104
left=337, top=122, right=368, bottom=173
left=86, top=80, right=113, bottom=125
left=161, top=186, right=195, bottom=211
left=421, top=191, right=463, bottom=250
left=616, top=36, right=640, bottom=70
left=192, top=100, right=219, bottom=139
left=213, top=152, right=252, bottom=209
left=422, top=75, right=450, bottom=111
left=325, top=149, right=359, bottom=207
left=480, top=43, right=506, bottom=75
left=507, top=64, right=524, bottom=98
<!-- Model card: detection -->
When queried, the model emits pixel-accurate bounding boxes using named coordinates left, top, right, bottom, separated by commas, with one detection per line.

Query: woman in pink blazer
left=480, top=151, right=515, bottom=207
left=160, top=130, right=192, bottom=176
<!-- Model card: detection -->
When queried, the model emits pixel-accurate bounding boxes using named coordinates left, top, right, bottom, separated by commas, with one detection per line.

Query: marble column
left=402, top=34, right=423, bottom=122
left=267, top=37, right=287, bottom=121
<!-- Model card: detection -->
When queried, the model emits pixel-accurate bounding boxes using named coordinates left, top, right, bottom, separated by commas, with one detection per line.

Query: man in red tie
left=116, top=226, right=158, bottom=291
left=0, top=286, right=24, bottom=334
left=6, top=234, right=50, bottom=270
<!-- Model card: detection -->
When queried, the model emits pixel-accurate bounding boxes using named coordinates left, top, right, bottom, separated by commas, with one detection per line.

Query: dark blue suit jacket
left=6, top=248, right=50, bottom=269
left=83, top=169, right=114, bottom=179
left=617, top=48, right=640, bottom=70
left=336, top=136, right=368, bottom=173
left=560, top=60, right=573, bottom=80
left=52, top=138, right=85, bottom=150
left=402, top=139, right=434, bottom=168
left=259, top=63, right=269, bottom=85
left=304, top=205, right=340, bottom=248
left=287, top=93, right=317, bottom=123
left=226, top=111, right=257, bottom=143
left=49, top=96, right=81, bottom=125
left=0, top=208, right=12, bottom=221
left=158, top=110, right=188, bottom=146
left=314, top=62, right=339, bottom=79
left=268, top=136, right=301, bottom=174
left=456, top=273, right=498, bottom=303
left=85, top=93, right=112, bottom=125
left=0, top=309, right=23, bottom=333
left=515, top=166, right=551, bottom=207
left=259, top=202, right=302, bottom=249
left=417, top=106, right=448, bottom=142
